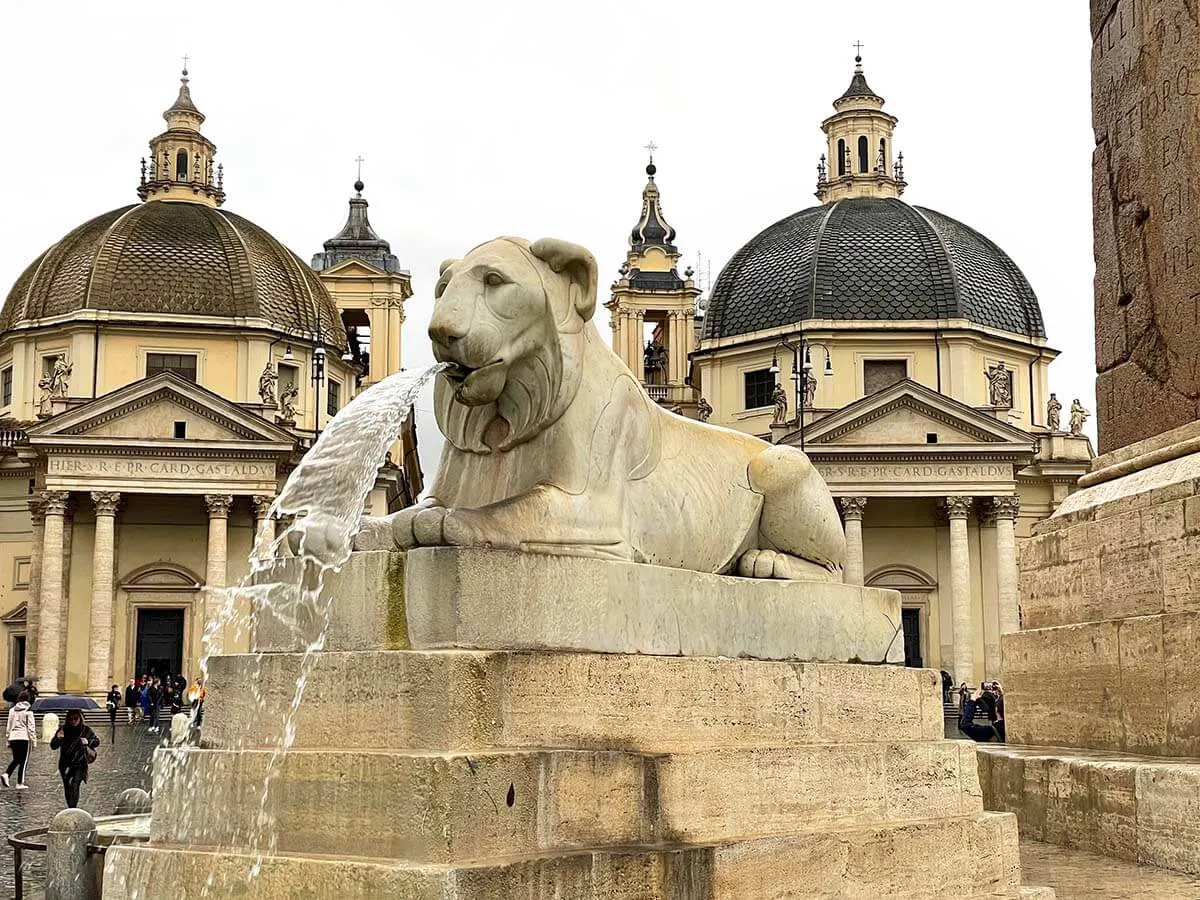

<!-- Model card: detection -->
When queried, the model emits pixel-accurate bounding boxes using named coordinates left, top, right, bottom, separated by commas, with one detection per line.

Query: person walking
left=123, top=679, right=138, bottom=724
left=49, top=709, right=100, bottom=809
left=2, top=691, right=37, bottom=789
left=106, top=684, right=121, bottom=731
left=138, top=680, right=150, bottom=724
left=148, top=679, right=161, bottom=733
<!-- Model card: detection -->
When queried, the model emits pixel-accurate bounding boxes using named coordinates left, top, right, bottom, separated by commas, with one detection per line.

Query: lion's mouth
left=442, top=359, right=505, bottom=396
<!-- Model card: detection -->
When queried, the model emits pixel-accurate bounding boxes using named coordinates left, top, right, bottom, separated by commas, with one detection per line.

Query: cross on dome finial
left=354, top=155, right=365, bottom=194
left=644, top=140, right=658, bottom=177
left=182, top=54, right=189, bottom=76
left=853, top=41, right=863, bottom=71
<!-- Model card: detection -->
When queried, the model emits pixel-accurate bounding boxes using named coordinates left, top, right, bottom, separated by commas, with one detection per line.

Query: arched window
left=879, top=138, right=887, bottom=171
left=857, top=136, right=869, bottom=173
left=837, top=139, right=847, bottom=176
left=176, top=150, right=188, bottom=181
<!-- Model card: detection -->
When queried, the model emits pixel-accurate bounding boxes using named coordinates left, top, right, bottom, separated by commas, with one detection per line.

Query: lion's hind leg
left=736, top=549, right=840, bottom=582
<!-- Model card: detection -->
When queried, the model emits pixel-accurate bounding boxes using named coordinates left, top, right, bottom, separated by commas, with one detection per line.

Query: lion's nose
left=428, top=316, right=468, bottom=346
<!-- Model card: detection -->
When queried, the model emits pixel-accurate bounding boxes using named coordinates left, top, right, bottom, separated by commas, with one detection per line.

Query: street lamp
left=769, top=336, right=833, bottom=451
left=312, top=337, right=326, bottom=435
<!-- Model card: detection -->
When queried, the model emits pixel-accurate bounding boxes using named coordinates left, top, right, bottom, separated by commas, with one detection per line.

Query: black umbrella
left=32, top=696, right=99, bottom=712
left=2, top=677, right=38, bottom=704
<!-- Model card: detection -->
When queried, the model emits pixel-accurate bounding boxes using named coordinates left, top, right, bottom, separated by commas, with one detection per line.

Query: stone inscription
left=819, top=462, right=1010, bottom=482
left=47, top=457, right=274, bottom=479
left=1092, top=0, right=1200, bottom=452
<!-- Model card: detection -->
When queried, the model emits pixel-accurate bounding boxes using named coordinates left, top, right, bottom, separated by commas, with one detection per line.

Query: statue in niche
left=38, top=355, right=72, bottom=416
left=803, top=369, right=817, bottom=409
left=258, top=362, right=279, bottom=406
left=1069, top=399, right=1089, bottom=436
left=1046, top=393, right=1062, bottom=432
left=278, top=385, right=299, bottom=423
left=771, top=383, right=789, bottom=425
left=985, top=363, right=1013, bottom=409
left=697, top=397, right=713, bottom=422
left=332, top=236, right=845, bottom=581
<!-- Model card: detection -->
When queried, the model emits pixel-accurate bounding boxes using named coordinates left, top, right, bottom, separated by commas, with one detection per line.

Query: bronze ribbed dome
left=1, top=201, right=347, bottom=349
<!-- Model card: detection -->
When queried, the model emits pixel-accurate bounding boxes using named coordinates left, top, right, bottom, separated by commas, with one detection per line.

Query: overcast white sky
left=0, top=1, right=1097, bottom=462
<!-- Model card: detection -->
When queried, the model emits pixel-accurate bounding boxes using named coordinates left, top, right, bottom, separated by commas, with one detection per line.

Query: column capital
left=90, top=491, right=122, bottom=517
left=838, top=496, right=868, bottom=521
left=943, top=496, right=974, bottom=520
left=40, top=490, right=70, bottom=517
left=203, top=494, right=234, bottom=519
left=991, top=495, right=1021, bottom=521
left=251, top=495, right=275, bottom=519
left=27, top=497, right=46, bottom=525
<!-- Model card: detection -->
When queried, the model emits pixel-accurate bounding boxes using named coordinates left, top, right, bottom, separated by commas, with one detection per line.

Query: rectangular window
left=1, top=367, right=11, bottom=407
left=327, top=380, right=341, bottom=417
left=173, top=421, right=187, bottom=439
left=146, top=353, right=198, bottom=382
left=863, top=359, right=908, bottom=395
left=743, top=368, right=775, bottom=410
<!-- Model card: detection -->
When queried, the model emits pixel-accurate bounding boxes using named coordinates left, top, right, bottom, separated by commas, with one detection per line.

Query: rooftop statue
left=355, top=237, right=845, bottom=581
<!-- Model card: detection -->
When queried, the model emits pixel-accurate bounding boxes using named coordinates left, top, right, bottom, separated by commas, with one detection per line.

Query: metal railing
left=8, top=814, right=148, bottom=899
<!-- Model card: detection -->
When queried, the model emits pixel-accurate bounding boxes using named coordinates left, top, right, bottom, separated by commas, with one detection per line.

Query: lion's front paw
left=352, top=516, right=396, bottom=551
left=411, top=507, right=449, bottom=546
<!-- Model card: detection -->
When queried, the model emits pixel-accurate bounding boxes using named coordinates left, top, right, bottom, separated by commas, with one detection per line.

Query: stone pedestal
left=105, top=548, right=1051, bottom=898
left=986, top=422, right=1200, bottom=875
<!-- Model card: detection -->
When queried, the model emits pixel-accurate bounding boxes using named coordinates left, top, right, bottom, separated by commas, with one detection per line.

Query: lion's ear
left=529, top=238, right=598, bottom=321
left=438, top=258, right=459, bottom=277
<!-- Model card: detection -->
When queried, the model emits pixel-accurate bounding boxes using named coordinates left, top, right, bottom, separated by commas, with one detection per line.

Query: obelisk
left=1092, top=0, right=1200, bottom=452
left=982, top=1, right=1200, bottom=875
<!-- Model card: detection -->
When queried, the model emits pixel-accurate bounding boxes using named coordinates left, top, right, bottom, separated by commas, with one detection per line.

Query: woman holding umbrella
left=49, top=709, right=100, bottom=808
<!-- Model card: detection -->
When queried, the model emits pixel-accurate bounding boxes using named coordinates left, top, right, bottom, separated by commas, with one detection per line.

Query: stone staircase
left=103, top=548, right=1052, bottom=898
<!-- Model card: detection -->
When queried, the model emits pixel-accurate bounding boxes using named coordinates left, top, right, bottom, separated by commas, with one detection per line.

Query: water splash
left=158, top=364, right=444, bottom=890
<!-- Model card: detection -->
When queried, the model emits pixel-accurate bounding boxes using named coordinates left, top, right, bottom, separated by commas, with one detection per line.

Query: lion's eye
left=485, top=272, right=505, bottom=286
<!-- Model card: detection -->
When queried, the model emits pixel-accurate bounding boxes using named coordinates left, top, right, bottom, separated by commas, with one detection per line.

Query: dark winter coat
left=50, top=722, right=100, bottom=778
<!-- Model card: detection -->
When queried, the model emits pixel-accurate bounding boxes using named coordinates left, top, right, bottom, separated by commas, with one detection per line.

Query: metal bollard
left=45, top=808, right=99, bottom=900
left=113, top=787, right=152, bottom=815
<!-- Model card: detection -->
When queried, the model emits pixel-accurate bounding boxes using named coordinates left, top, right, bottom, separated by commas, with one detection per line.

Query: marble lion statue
left=357, top=236, right=846, bottom=581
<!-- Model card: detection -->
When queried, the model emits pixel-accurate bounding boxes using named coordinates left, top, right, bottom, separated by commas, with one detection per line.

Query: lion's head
left=429, top=236, right=598, bottom=454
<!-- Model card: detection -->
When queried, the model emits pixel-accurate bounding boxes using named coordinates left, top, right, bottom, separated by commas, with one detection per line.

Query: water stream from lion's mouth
left=116, top=364, right=444, bottom=896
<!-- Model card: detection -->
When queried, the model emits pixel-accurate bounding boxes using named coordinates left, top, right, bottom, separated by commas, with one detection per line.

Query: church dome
left=702, top=197, right=1045, bottom=341
left=1, top=200, right=347, bottom=350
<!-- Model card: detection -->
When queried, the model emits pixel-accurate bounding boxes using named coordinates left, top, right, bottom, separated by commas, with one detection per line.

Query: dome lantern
left=137, top=63, right=225, bottom=207
left=816, top=49, right=906, bottom=204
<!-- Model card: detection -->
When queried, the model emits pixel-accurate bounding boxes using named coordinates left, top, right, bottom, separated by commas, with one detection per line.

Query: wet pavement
left=1021, top=839, right=1200, bottom=899
left=0, top=723, right=158, bottom=896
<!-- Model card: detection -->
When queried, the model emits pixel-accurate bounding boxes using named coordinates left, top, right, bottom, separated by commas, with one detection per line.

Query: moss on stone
left=385, top=551, right=410, bottom=650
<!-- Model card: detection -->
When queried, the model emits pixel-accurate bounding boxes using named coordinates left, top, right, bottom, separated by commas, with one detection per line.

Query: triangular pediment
left=320, top=258, right=387, bottom=278
left=797, top=379, right=1036, bottom=449
left=26, top=373, right=296, bottom=446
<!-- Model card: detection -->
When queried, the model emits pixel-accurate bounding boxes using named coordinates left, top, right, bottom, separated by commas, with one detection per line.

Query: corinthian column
left=252, top=495, right=274, bottom=544
left=204, top=495, right=233, bottom=594
left=86, top=492, right=121, bottom=692
left=992, top=495, right=1021, bottom=643
left=944, top=496, right=975, bottom=684
left=838, top=497, right=868, bottom=586
left=35, top=491, right=70, bottom=693
left=25, top=498, right=45, bottom=678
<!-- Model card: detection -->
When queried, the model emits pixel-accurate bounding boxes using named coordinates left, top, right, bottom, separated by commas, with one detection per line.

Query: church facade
left=608, top=58, right=1092, bottom=684
left=0, top=70, right=420, bottom=693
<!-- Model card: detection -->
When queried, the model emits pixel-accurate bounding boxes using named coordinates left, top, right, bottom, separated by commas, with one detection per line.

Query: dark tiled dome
left=1, top=201, right=347, bottom=349
left=702, top=198, right=1045, bottom=340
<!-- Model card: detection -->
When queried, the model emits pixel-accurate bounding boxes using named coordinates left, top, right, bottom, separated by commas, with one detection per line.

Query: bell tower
left=137, top=63, right=225, bottom=207
left=606, top=149, right=702, bottom=414
left=816, top=50, right=906, bottom=204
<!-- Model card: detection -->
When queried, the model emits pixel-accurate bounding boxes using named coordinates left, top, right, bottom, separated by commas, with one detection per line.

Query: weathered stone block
left=205, top=652, right=944, bottom=752
left=1136, top=765, right=1200, bottom=873
left=404, top=547, right=904, bottom=663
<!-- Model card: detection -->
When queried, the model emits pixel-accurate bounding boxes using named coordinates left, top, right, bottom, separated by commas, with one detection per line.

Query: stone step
left=203, top=650, right=944, bottom=752
left=151, top=742, right=982, bottom=863
left=253, top=547, right=904, bottom=663
left=978, top=743, right=1200, bottom=876
left=105, top=811, right=1024, bottom=899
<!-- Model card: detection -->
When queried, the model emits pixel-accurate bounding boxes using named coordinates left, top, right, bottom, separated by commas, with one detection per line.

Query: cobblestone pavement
left=1021, top=839, right=1200, bottom=899
left=0, top=724, right=158, bottom=896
